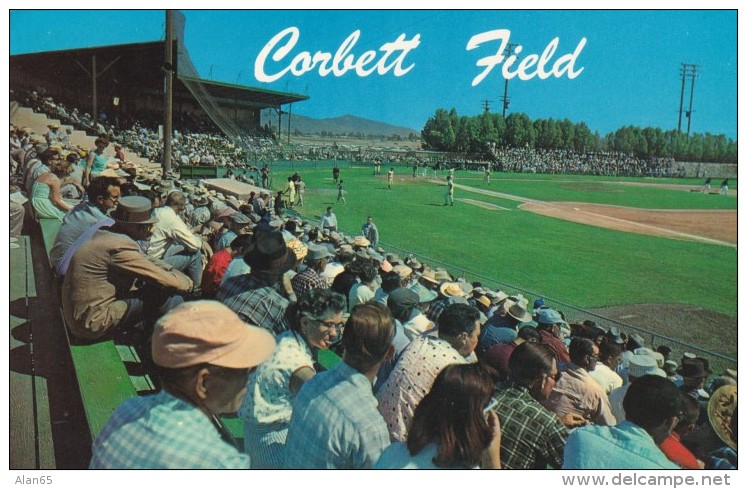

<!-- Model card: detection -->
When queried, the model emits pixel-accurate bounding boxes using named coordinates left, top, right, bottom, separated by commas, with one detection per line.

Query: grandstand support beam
left=163, top=9, right=174, bottom=174
left=287, top=103, right=292, bottom=144
left=92, top=55, right=97, bottom=122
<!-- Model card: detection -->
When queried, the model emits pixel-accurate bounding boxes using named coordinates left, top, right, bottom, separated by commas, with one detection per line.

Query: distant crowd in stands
left=10, top=91, right=737, bottom=469
left=14, top=87, right=686, bottom=179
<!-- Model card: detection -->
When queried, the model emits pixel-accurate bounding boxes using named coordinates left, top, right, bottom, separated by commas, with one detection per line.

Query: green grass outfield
left=265, top=162, right=737, bottom=317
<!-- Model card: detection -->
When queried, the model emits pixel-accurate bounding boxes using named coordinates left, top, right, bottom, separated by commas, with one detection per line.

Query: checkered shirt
left=217, top=273, right=289, bottom=335
left=89, top=391, right=249, bottom=469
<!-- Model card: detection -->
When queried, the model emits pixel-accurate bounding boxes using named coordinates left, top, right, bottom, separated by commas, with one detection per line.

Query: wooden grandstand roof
left=10, top=40, right=308, bottom=109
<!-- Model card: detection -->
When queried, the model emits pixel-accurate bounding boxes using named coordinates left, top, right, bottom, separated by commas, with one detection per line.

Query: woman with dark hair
left=31, top=150, right=75, bottom=219
left=83, top=136, right=110, bottom=186
left=375, top=363, right=501, bottom=469
left=239, top=288, right=346, bottom=468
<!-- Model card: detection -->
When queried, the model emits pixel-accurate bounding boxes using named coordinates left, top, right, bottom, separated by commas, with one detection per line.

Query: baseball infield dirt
left=519, top=201, right=736, bottom=247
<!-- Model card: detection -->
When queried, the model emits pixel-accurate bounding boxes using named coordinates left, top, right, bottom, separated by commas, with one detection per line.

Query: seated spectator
left=89, top=301, right=275, bottom=468
left=374, top=363, right=501, bottom=469
left=284, top=302, right=395, bottom=469
left=290, top=243, right=331, bottom=297
left=588, top=339, right=624, bottom=394
left=682, top=385, right=737, bottom=470
left=477, top=299, right=531, bottom=357
left=377, top=303, right=481, bottom=442
left=62, top=196, right=192, bottom=340
left=148, top=190, right=207, bottom=294
left=217, top=230, right=295, bottom=336
left=215, top=211, right=252, bottom=252
left=542, top=337, right=617, bottom=426
left=660, top=394, right=704, bottom=469
left=201, top=234, right=252, bottom=298
left=372, top=270, right=401, bottom=306
left=534, top=308, right=571, bottom=363
left=240, top=288, right=346, bottom=468
left=50, top=176, right=120, bottom=276
left=489, top=342, right=576, bottom=469
left=348, top=261, right=379, bottom=312
left=563, top=375, right=682, bottom=469
left=401, top=282, right=438, bottom=340
left=83, top=136, right=110, bottom=187
left=374, top=287, right=419, bottom=392
left=482, top=325, right=541, bottom=381
left=609, top=353, right=666, bottom=422
left=31, top=149, right=75, bottom=219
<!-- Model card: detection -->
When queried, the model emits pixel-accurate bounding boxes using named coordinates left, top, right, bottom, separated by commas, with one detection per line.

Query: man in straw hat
left=682, top=384, right=737, bottom=469
left=62, top=196, right=192, bottom=340
left=476, top=298, right=533, bottom=357
left=90, top=301, right=276, bottom=468
left=563, top=375, right=681, bottom=469
left=217, top=230, right=297, bottom=336
left=147, top=191, right=209, bottom=296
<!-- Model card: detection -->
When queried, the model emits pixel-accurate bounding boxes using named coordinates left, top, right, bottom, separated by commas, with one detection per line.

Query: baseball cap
left=152, top=301, right=276, bottom=369
left=536, top=308, right=567, bottom=326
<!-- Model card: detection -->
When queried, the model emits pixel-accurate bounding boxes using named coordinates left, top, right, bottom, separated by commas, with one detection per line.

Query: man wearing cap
left=541, top=338, right=617, bottom=427
left=320, top=206, right=338, bottom=232
left=291, top=243, right=331, bottom=297
left=678, top=358, right=711, bottom=425
left=90, top=301, right=275, bottom=468
left=147, top=191, right=208, bottom=294
left=50, top=176, right=121, bottom=276
left=62, top=196, right=193, bottom=340
left=284, top=302, right=395, bottom=469
left=401, top=282, right=437, bottom=340
left=376, top=303, right=480, bottom=442
left=361, top=216, right=379, bottom=248
left=217, top=230, right=295, bottom=336
left=563, top=375, right=681, bottom=469
left=215, top=212, right=252, bottom=252
left=535, top=308, right=572, bottom=364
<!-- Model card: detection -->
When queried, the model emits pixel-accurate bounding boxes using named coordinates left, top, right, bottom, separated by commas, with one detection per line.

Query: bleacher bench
left=38, top=217, right=342, bottom=447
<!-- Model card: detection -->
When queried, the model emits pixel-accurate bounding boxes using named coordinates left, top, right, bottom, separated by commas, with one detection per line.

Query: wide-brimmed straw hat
left=707, top=385, right=737, bottom=450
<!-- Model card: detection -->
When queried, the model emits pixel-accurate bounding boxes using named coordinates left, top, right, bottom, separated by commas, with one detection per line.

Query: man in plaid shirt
left=217, top=230, right=296, bottom=336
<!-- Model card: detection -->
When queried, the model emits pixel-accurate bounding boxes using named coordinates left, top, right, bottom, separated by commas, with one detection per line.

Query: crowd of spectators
left=10, top=92, right=736, bottom=470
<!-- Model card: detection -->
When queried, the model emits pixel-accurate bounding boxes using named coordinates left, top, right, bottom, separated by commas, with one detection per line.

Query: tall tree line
left=421, top=108, right=737, bottom=163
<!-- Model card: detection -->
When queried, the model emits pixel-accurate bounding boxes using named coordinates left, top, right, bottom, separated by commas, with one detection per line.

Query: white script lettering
left=255, top=27, right=421, bottom=82
left=466, top=29, right=586, bottom=86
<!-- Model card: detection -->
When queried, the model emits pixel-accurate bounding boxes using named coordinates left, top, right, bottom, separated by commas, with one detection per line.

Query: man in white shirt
left=148, top=191, right=208, bottom=295
left=320, top=206, right=338, bottom=232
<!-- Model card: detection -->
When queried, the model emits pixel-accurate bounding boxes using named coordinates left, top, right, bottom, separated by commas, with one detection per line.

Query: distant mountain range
left=260, top=113, right=420, bottom=138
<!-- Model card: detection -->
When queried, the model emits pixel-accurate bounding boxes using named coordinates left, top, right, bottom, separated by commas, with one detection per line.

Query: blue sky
left=9, top=10, right=738, bottom=139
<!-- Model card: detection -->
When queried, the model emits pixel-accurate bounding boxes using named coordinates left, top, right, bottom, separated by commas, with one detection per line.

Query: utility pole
left=163, top=9, right=174, bottom=175
left=677, top=63, right=698, bottom=134
left=287, top=103, right=292, bottom=144
left=500, top=43, right=517, bottom=117
left=482, top=99, right=492, bottom=113
left=686, top=66, right=698, bottom=135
